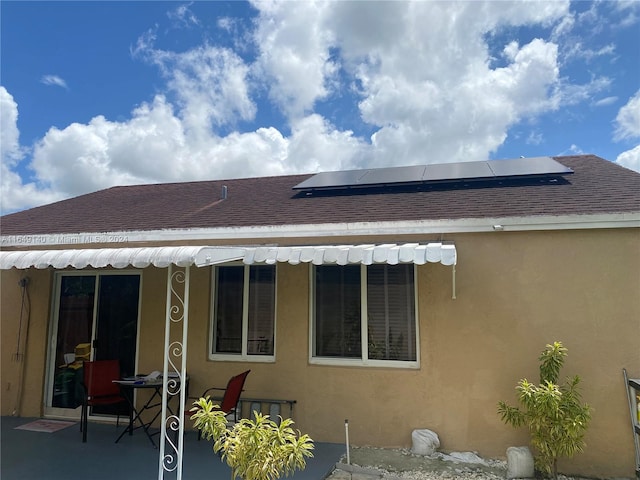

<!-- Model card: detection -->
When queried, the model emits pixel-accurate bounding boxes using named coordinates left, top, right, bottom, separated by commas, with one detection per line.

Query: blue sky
left=1, top=1, right=639, bottom=214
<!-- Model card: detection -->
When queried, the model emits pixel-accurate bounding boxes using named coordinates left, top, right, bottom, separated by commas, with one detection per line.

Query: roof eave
left=1, top=212, right=638, bottom=248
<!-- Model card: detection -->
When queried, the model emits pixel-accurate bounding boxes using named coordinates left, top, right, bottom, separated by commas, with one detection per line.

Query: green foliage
left=538, top=341, right=567, bottom=384
left=497, top=342, right=591, bottom=479
left=190, top=397, right=314, bottom=480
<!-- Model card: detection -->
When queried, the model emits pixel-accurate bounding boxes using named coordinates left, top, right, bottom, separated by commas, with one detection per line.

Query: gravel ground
left=325, top=447, right=595, bottom=480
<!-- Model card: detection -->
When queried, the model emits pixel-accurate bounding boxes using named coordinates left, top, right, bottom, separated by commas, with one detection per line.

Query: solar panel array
left=293, top=156, right=573, bottom=191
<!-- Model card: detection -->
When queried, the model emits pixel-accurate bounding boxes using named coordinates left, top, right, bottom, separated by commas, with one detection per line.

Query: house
left=1, top=154, right=639, bottom=478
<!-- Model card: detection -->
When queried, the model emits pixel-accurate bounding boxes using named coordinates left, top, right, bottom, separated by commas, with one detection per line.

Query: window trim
left=208, top=263, right=277, bottom=363
left=309, top=264, right=420, bottom=369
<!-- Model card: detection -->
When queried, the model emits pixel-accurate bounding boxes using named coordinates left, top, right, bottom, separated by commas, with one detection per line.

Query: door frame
left=43, top=269, right=142, bottom=419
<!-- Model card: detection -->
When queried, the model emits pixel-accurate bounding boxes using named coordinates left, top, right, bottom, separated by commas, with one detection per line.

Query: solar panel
left=360, top=165, right=427, bottom=185
left=487, top=156, right=572, bottom=177
left=293, top=169, right=366, bottom=190
left=423, top=161, right=494, bottom=181
left=292, top=156, right=573, bottom=191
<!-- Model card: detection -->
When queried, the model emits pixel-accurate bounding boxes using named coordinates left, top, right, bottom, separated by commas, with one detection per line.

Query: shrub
left=191, top=397, right=314, bottom=480
left=497, top=341, right=591, bottom=479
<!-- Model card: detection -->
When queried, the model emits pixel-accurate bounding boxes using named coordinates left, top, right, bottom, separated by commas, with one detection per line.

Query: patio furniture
left=239, top=397, right=297, bottom=421
left=188, top=369, right=250, bottom=439
left=80, top=359, right=128, bottom=443
left=114, top=373, right=188, bottom=448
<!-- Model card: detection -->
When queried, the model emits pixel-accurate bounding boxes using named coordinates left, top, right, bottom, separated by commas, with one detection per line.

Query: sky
left=1, top=1, right=639, bottom=215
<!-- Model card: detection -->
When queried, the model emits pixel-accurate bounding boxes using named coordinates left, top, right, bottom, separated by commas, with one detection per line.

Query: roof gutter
left=1, top=213, right=638, bottom=248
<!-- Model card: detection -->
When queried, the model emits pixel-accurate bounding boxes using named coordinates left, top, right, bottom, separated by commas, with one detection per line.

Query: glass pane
left=93, top=275, right=139, bottom=416
left=52, top=276, right=95, bottom=408
left=367, top=265, right=416, bottom=361
left=95, top=275, right=140, bottom=376
left=214, top=266, right=243, bottom=354
left=49, top=274, right=140, bottom=415
left=315, top=265, right=361, bottom=358
left=247, top=266, right=275, bottom=355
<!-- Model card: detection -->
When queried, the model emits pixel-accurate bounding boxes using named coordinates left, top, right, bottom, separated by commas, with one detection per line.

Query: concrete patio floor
left=1, top=416, right=345, bottom=480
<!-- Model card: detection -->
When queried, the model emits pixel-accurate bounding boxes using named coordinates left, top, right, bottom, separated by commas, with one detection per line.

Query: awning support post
left=158, top=264, right=190, bottom=479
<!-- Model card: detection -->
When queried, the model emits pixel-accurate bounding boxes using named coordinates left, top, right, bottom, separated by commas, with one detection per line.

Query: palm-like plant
left=191, top=397, right=314, bottom=480
left=498, top=342, right=591, bottom=479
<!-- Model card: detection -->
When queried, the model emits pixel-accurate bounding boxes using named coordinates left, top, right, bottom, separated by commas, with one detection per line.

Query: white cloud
left=17, top=92, right=368, bottom=210
left=569, top=144, right=584, bottom=155
left=7, top=0, right=629, bottom=213
left=592, top=96, right=618, bottom=107
left=252, top=0, right=338, bottom=120
left=29, top=94, right=289, bottom=195
left=613, top=91, right=640, bottom=173
left=616, top=145, right=640, bottom=173
left=562, top=42, right=616, bottom=63
left=324, top=1, right=570, bottom=166
left=526, top=131, right=544, bottom=146
left=1, top=166, right=63, bottom=214
left=286, top=114, right=367, bottom=172
left=356, top=32, right=562, bottom=165
left=551, top=75, right=611, bottom=108
left=31, top=99, right=172, bottom=195
left=133, top=39, right=256, bottom=132
left=41, top=75, right=68, bottom=89
left=1, top=88, right=61, bottom=213
left=551, top=12, right=575, bottom=40
left=557, top=144, right=585, bottom=156
left=576, top=2, right=601, bottom=30
left=614, top=90, right=640, bottom=141
left=0, top=87, right=22, bottom=166
left=167, top=2, right=199, bottom=28
left=612, top=0, right=640, bottom=28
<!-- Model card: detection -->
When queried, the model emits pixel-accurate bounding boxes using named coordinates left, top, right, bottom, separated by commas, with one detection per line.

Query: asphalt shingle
left=1, top=155, right=638, bottom=236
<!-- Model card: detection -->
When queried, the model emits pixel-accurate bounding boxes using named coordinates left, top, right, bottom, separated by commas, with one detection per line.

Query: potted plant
left=191, top=397, right=314, bottom=480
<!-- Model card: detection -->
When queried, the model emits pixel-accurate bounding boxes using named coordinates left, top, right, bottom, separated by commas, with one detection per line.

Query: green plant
left=190, top=397, right=314, bottom=480
left=497, top=341, right=591, bottom=479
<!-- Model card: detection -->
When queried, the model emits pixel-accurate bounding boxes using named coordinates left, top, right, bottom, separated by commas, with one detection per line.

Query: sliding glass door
left=45, top=272, right=140, bottom=418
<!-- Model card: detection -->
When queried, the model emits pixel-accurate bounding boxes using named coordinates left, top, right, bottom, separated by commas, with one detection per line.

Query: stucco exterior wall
left=417, top=229, right=638, bottom=477
left=1, top=268, right=53, bottom=417
left=1, top=227, right=638, bottom=477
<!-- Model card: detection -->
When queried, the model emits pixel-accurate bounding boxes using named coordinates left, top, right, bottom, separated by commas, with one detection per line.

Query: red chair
left=189, top=370, right=250, bottom=439
left=81, top=360, right=128, bottom=442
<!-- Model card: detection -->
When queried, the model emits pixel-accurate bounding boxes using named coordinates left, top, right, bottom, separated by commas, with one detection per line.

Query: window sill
left=309, top=357, right=419, bottom=369
left=208, top=354, right=275, bottom=363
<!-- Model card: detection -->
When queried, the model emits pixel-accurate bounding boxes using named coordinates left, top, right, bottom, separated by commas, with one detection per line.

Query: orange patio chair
left=80, top=359, right=128, bottom=442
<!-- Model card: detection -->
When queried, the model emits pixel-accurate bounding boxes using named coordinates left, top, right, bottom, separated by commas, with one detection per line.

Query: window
left=210, top=265, right=276, bottom=361
left=312, top=264, right=418, bottom=367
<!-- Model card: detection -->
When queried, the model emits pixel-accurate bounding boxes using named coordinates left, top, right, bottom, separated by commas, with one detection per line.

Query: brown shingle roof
left=1, top=155, right=639, bottom=236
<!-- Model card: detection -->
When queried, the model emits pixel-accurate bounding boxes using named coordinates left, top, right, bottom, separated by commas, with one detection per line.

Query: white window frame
left=309, top=264, right=420, bottom=369
left=209, top=263, right=277, bottom=363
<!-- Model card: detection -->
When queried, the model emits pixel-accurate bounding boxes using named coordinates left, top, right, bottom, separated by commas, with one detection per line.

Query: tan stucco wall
left=1, top=268, right=53, bottom=417
left=1, top=227, right=638, bottom=477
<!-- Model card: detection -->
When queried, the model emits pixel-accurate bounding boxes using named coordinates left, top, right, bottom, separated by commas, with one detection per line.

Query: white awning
left=240, top=243, right=456, bottom=266
left=0, top=246, right=246, bottom=270
left=0, top=243, right=456, bottom=270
